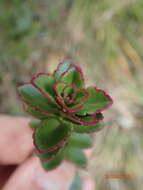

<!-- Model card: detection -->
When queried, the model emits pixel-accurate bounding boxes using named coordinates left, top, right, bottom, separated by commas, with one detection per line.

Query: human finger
left=0, top=115, right=34, bottom=164
left=2, top=156, right=76, bottom=190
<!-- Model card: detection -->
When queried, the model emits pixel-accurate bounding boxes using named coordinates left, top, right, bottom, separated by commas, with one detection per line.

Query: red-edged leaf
left=63, top=84, right=78, bottom=105
left=72, top=122, right=104, bottom=133
left=17, top=84, right=58, bottom=114
left=54, top=82, right=83, bottom=113
left=35, top=147, right=62, bottom=161
left=31, top=73, right=58, bottom=107
left=75, top=87, right=113, bottom=115
left=23, top=103, right=52, bottom=119
left=60, top=66, right=84, bottom=88
left=75, top=88, right=90, bottom=104
left=56, top=96, right=83, bottom=113
left=53, top=82, right=67, bottom=97
left=59, top=111, right=83, bottom=125
left=41, top=147, right=66, bottom=170
left=60, top=110, right=99, bottom=126
left=33, top=118, right=71, bottom=153
left=54, top=60, right=75, bottom=79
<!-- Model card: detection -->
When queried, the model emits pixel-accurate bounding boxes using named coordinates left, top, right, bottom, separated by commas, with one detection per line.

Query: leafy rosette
left=17, top=60, right=113, bottom=170
left=18, top=60, right=112, bottom=127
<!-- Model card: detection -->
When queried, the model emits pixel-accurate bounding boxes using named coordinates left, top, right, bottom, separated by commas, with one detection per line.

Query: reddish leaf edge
left=63, top=84, right=90, bottom=105
left=63, top=83, right=79, bottom=105
left=53, top=59, right=69, bottom=75
left=65, top=87, right=113, bottom=126
left=53, top=59, right=85, bottom=82
left=60, top=109, right=99, bottom=126
left=75, top=88, right=90, bottom=104
left=33, top=130, right=69, bottom=153
left=73, top=123, right=104, bottom=134
left=60, top=65, right=85, bottom=86
left=16, top=83, right=55, bottom=117
left=35, top=147, right=63, bottom=162
left=56, top=96, right=83, bottom=113
left=17, top=68, right=112, bottom=127
left=22, top=103, right=53, bottom=120
left=53, top=82, right=103, bottom=126
left=31, top=72, right=59, bottom=107
left=53, top=82, right=84, bottom=113
left=53, top=59, right=76, bottom=74
left=90, top=87, right=113, bottom=114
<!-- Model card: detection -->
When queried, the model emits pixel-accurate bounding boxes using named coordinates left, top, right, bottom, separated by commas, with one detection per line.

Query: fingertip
left=0, top=115, right=34, bottom=164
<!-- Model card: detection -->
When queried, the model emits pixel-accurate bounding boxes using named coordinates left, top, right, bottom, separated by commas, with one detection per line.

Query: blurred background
left=0, top=0, right=143, bottom=189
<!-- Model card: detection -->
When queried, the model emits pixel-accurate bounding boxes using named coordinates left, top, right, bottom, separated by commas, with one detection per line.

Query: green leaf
left=60, top=113, right=82, bottom=126
left=75, top=114, right=95, bottom=123
left=70, top=174, right=83, bottom=190
left=42, top=147, right=66, bottom=170
left=68, top=103, right=83, bottom=111
left=54, top=82, right=66, bottom=97
left=75, top=89, right=89, bottom=103
left=54, top=60, right=75, bottom=79
left=23, top=103, right=51, bottom=119
left=31, top=73, right=57, bottom=104
left=73, top=123, right=103, bottom=133
left=63, top=85, right=75, bottom=96
left=54, top=82, right=83, bottom=113
left=34, top=118, right=71, bottom=152
left=18, top=84, right=58, bottom=113
left=68, top=133, right=93, bottom=149
left=65, top=147, right=87, bottom=168
left=36, top=148, right=61, bottom=161
left=60, top=67, right=84, bottom=88
left=29, top=119, right=41, bottom=130
left=76, top=87, right=112, bottom=115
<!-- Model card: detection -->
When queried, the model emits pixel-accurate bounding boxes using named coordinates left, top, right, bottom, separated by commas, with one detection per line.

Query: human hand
left=0, top=115, right=94, bottom=190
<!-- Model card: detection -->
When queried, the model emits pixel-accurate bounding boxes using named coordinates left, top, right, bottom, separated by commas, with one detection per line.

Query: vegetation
left=0, top=0, right=143, bottom=189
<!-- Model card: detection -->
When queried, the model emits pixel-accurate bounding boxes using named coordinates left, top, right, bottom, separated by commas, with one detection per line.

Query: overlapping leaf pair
left=17, top=60, right=113, bottom=170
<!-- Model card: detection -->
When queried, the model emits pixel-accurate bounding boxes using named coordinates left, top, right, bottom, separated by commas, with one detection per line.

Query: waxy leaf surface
left=76, top=87, right=112, bottom=115
left=68, top=133, right=93, bottom=149
left=42, top=148, right=66, bottom=170
left=65, top=147, right=87, bottom=168
left=31, top=73, right=57, bottom=104
left=60, top=67, right=84, bottom=88
left=54, top=60, right=75, bottom=79
left=73, top=123, right=103, bottom=133
left=18, top=84, right=57, bottom=113
left=34, top=118, right=71, bottom=152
